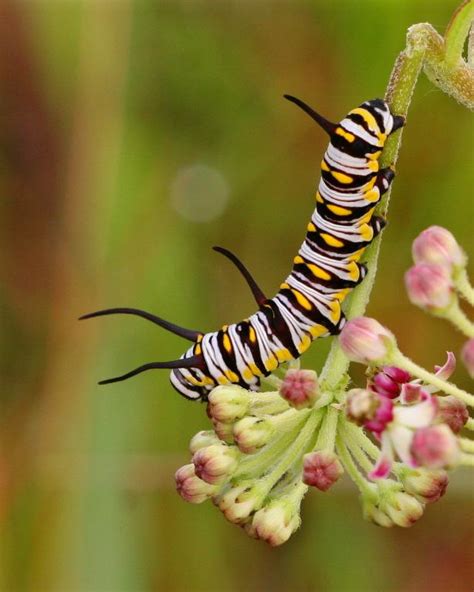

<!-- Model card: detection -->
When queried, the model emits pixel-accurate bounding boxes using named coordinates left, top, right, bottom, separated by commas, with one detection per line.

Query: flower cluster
left=174, top=227, right=473, bottom=544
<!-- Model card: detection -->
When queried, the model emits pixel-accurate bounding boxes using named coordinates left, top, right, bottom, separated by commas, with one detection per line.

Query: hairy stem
left=392, top=352, right=474, bottom=406
left=454, top=268, right=474, bottom=306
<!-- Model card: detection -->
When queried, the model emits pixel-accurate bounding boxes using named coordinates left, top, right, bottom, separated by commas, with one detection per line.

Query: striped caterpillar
left=81, top=96, right=404, bottom=400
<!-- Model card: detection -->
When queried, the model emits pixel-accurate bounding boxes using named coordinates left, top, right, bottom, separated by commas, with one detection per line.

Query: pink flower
left=339, top=317, right=396, bottom=365
left=371, top=366, right=411, bottom=399
left=345, top=388, right=393, bottom=435
left=303, top=450, right=344, bottom=491
left=412, top=226, right=466, bottom=269
left=369, top=392, right=438, bottom=479
left=410, top=425, right=460, bottom=469
left=436, top=396, right=469, bottom=434
left=279, top=369, right=319, bottom=409
left=405, top=263, right=454, bottom=311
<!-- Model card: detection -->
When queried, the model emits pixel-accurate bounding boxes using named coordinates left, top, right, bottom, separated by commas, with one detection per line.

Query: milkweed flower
left=405, top=263, right=454, bottom=312
left=339, top=317, right=396, bottom=365
left=412, top=225, right=466, bottom=270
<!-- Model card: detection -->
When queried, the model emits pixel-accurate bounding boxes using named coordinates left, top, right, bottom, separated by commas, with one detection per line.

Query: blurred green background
left=0, top=1, right=473, bottom=590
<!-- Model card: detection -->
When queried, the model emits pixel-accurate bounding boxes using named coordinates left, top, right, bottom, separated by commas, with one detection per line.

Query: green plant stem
left=314, top=406, right=339, bottom=450
left=234, top=410, right=311, bottom=479
left=259, top=409, right=322, bottom=492
left=441, top=300, right=474, bottom=338
left=444, top=0, right=474, bottom=67
left=459, top=437, right=474, bottom=453
left=336, top=436, right=373, bottom=497
left=341, top=423, right=374, bottom=474
left=343, top=420, right=380, bottom=460
left=454, top=268, right=474, bottom=306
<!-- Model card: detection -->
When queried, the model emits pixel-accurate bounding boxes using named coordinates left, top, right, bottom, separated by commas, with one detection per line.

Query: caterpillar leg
left=376, top=167, right=395, bottom=194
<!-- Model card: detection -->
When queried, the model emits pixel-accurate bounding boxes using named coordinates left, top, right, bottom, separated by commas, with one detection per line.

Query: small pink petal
left=434, top=352, right=456, bottom=381
left=369, top=433, right=393, bottom=480
left=400, top=383, right=430, bottom=404
left=383, top=366, right=411, bottom=384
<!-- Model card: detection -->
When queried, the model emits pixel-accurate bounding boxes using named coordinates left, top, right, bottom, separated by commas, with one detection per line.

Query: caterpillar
left=80, top=96, right=404, bottom=401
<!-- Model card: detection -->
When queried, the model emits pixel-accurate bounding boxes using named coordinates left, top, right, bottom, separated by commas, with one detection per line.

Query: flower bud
left=461, top=338, right=474, bottom=379
left=371, top=366, right=411, bottom=399
left=210, top=419, right=235, bottom=444
left=436, top=395, right=468, bottom=434
left=399, top=467, right=448, bottom=504
left=189, top=430, right=221, bottom=454
left=207, top=385, right=252, bottom=423
left=251, top=502, right=301, bottom=546
left=339, top=317, right=396, bottom=365
left=217, top=484, right=262, bottom=524
left=192, top=444, right=239, bottom=485
left=382, top=491, right=424, bottom=527
left=404, top=264, right=454, bottom=311
left=346, top=389, right=393, bottom=435
left=233, top=416, right=274, bottom=453
left=410, top=424, right=460, bottom=469
left=303, top=450, right=344, bottom=491
left=279, top=369, right=319, bottom=409
left=175, top=464, right=217, bottom=504
left=362, top=497, right=394, bottom=528
left=412, top=226, right=466, bottom=269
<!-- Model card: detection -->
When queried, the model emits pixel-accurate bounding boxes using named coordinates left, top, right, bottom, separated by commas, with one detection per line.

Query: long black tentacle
left=284, top=94, right=336, bottom=136
left=79, top=308, right=202, bottom=342
left=98, top=355, right=204, bottom=385
left=213, top=246, right=267, bottom=307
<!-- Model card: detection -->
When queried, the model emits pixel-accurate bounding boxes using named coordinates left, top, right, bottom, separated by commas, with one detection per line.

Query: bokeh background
left=0, top=0, right=473, bottom=590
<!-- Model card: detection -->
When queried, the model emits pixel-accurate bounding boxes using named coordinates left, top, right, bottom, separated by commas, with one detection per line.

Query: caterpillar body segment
left=81, top=96, right=404, bottom=400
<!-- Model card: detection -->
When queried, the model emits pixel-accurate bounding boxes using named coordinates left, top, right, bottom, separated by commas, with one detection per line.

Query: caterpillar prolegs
left=80, top=96, right=404, bottom=400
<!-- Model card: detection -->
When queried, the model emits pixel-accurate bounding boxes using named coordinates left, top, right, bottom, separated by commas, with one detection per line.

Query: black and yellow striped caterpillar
left=80, top=96, right=404, bottom=400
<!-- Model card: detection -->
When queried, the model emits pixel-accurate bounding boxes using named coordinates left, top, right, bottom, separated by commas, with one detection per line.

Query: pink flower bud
left=461, top=338, right=474, bottom=379
left=279, top=369, right=319, bottom=409
left=382, top=490, right=425, bottom=527
left=189, top=430, right=221, bottom=454
left=207, top=385, right=252, bottom=423
left=303, top=450, right=344, bottom=491
left=233, top=416, right=274, bottom=453
left=345, top=388, right=393, bottom=435
left=339, top=317, right=396, bottom=365
left=412, top=226, right=466, bottom=269
left=175, top=464, right=217, bottom=504
left=410, top=424, right=460, bottom=469
left=436, top=395, right=469, bottom=434
left=405, top=264, right=454, bottom=311
left=192, top=444, right=239, bottom=485
left=399, top=468, right=448, bottom=504
left=251, top=502, right=301, bottom=546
